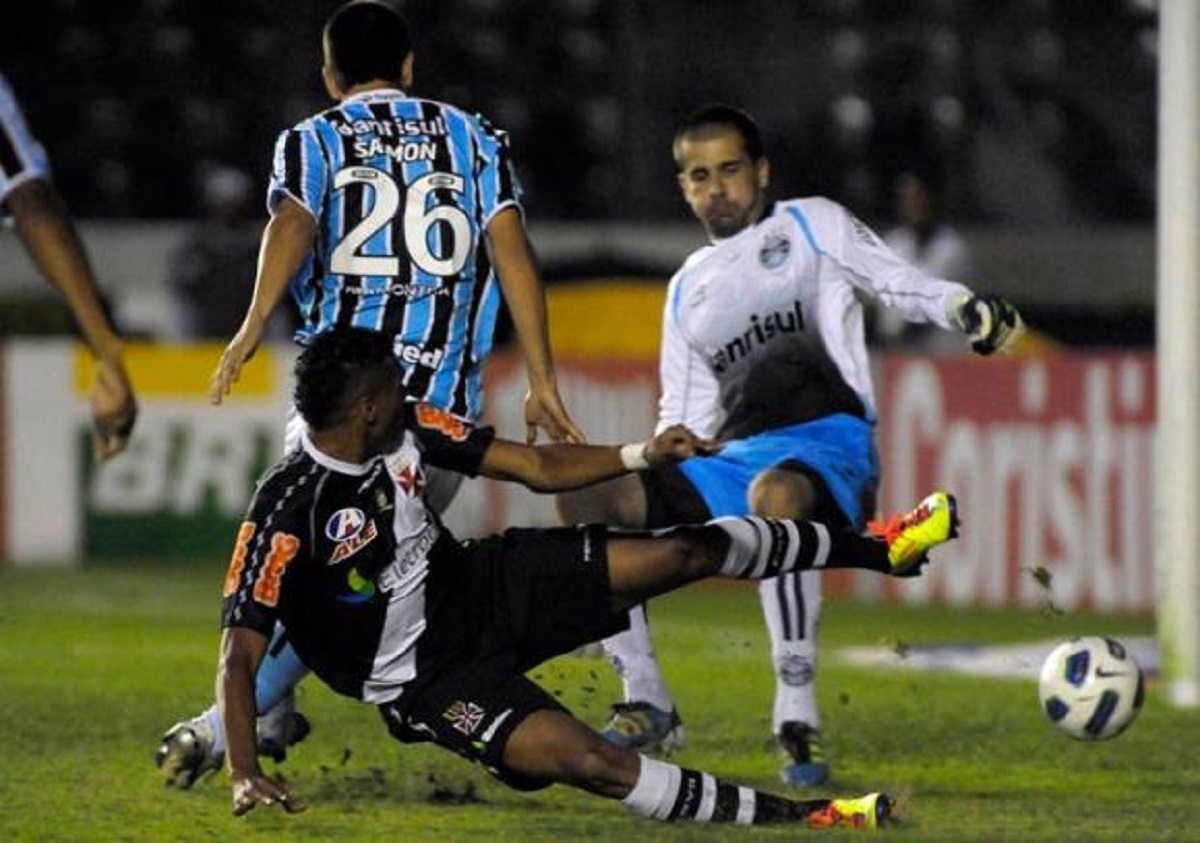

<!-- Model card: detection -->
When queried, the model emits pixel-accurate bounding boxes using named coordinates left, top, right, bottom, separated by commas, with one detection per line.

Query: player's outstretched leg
left=605, top=491, right=959, bottom=608
left=503, top=708, right=891, bottom=830
left=156, top=626, right=312, bottom=788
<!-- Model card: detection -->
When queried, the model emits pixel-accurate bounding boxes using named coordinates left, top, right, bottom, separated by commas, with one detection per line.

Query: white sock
left=623, top=755, right=812, bottom=825
left=712, top=517, right=829, bottom=579
left=621, top=756, right=681, bottom=820
left=204, top=705, right=226, bottom=757
left=771, top=645, right=820, bottom=732
left=604, top=604, right=676, bottom=712
left=759, top=570, right=823, bottom=733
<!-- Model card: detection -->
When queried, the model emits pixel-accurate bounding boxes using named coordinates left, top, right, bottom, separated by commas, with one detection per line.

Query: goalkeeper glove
left=951, top=293, right=1024, bottom=355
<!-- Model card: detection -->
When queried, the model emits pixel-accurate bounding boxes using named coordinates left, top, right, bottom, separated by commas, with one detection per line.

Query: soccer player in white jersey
left=156, top=0, right=583, bottom=786
left=0, top=72, right=137, bottom=459
left=558, top=105, right=1022, bottom=786
left=217, top=327, right=960, bottom=830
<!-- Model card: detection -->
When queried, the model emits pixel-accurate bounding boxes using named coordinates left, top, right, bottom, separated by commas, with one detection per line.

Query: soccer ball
left=1038, top=636, right=1144, bottom=740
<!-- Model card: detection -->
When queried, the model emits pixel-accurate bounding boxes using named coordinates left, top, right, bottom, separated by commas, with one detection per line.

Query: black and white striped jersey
left=0, top=73, right=49, bottom=206
left=221, top=403, right=494, bottom=704
left=270, top=88, right=522, bottom=421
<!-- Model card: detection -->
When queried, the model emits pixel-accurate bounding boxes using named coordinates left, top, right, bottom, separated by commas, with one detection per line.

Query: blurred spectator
left=6, top=1, right=1156, bottom=224
left=170, top=164, right=291, bottom=339
left=884, top=171, right=972, bottom=279
left=875, top=171, right=974, bottom=349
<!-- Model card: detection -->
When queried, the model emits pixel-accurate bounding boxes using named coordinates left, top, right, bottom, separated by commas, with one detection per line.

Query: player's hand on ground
left=211, top=316, right=266, bottom=405
left=951, top=293, right=1024, bottom=355
left=89, top=356, right=137, bottom=461
left=646, top=424, right=721, bottom=465
left=231, top=772, right=307, bottom=817
left=524, top=381, right=586, bottom=444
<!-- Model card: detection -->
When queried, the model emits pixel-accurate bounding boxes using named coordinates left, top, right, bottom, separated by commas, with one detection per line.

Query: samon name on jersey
left=221, top=403, right=495, bottom=704
left=269, top=89, right=521, bottom=421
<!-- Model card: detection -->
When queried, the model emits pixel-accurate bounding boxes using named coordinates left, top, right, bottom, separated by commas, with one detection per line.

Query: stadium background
left=0, top=0, right=1158, bottom=612
left=3, top=3, right=1195, bottom=840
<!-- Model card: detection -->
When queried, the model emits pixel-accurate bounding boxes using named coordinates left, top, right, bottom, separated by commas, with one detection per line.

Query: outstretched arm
left=210, top=197, right=315, bottom=403
left=806, top=197, right=1025, bottom=353
left=486, top=207, right=585, bottom=444
left=478, top=423, right=718, bottom=492
left=8, top=179, right=137, bottom=460
left=218, top=626, right=306, bottom=816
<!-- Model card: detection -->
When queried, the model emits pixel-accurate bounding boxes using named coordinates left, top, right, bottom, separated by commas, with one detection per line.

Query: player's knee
left=748, top=469, right=814, bottom=518
left=662, top=528, right=722, bottom=580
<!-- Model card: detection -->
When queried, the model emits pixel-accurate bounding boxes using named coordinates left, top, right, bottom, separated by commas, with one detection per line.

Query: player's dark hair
left=672, top=104, right=765, bottom=169
left=294, top=328, right=400, bottom=430
left=323, top=1, right=413, bottom=89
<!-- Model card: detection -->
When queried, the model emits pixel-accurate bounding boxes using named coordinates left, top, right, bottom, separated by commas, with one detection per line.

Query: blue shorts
left=675, top=414, right=879, bottom=529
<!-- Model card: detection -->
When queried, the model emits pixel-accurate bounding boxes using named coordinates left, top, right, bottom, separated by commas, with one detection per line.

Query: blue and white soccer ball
left=1038, top=636, right=1145, bottom=740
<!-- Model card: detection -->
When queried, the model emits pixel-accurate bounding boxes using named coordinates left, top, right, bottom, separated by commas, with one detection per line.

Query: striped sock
left=621, top=756, right=830, bottom=825
left=711, top=517, right=890, bottom=579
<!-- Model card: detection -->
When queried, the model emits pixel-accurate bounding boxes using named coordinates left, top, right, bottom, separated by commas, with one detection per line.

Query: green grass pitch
left=1, top=563, right=1197, bottom=841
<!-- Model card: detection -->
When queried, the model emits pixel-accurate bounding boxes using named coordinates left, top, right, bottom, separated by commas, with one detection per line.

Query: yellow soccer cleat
left=868, top=491, right=959, bottom=573
left=808, top=792, right=893, bottom=830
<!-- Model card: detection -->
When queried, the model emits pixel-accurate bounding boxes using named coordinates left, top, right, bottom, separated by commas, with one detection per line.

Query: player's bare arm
left=7, top=178, right=137, bottom=460
left=479, top=423, right=719, bottom=492
left=486, top=206, right=585, bottom=445
left=211, top=197, right=317, bottom=404
left=217, top=625, right=307, bottom=816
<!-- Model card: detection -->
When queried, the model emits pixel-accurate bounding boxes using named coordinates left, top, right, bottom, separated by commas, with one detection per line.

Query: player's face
left=364, top=364, right=407, bottom=455
left=675, top=128, right=769, bottom=240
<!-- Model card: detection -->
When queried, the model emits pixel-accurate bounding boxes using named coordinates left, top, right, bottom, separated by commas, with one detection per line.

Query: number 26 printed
left=330, top=168, right=471, bottom=278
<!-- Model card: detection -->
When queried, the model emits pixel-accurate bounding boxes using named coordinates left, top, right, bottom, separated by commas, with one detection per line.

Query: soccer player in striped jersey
left=209, top=0, right=579, bottom=443
left=158, top=0, right=581, bottom=784
left=0, top=72, right=137, bottom=459
left=217, top=327, right=959, bottom=829
left=558, top=105, right=1021, bottom=786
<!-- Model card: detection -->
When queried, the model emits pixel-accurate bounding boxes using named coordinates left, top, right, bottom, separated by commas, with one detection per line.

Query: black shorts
left=379, top=524, right=628, bottom=790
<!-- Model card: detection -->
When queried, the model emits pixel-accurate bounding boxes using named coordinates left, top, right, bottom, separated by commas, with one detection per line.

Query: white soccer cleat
left=155, top=716, right=223, bottom=789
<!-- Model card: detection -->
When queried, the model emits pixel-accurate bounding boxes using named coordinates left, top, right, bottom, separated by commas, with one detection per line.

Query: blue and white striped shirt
left=269, top=88, right=522, bottom=422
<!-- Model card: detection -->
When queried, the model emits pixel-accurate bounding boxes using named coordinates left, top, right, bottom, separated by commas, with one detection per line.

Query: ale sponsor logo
left=326, top=508, right=366, bottom=542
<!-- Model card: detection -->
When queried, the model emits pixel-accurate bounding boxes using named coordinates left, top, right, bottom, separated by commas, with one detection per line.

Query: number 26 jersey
left=268, top=88, right=521, bottom=421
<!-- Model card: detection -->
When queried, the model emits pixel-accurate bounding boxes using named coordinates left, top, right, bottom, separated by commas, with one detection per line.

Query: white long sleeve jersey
left=657, top=197, right=971, bottom=440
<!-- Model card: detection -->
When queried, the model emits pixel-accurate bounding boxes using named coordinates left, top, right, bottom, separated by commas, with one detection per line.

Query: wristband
left=619, top=441, right=651, bottom=471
